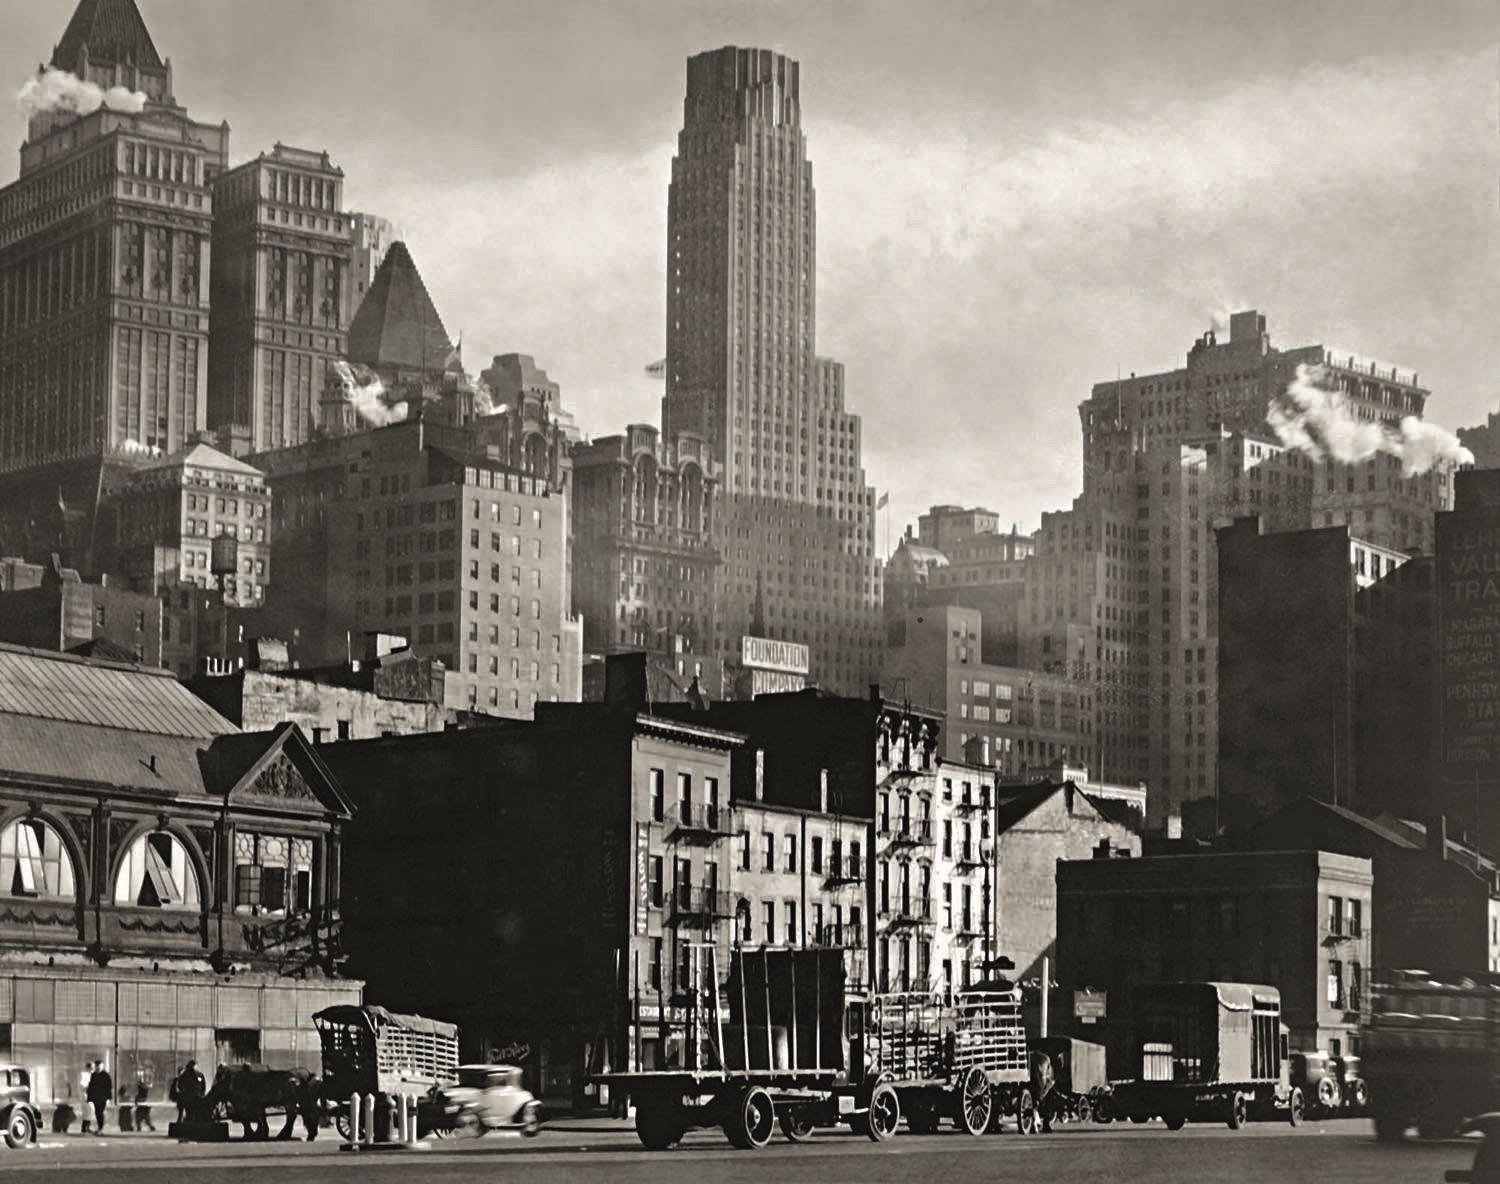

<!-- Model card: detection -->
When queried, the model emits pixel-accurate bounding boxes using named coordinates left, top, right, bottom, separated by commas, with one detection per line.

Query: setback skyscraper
left=662, top=47, right=881, bottom=694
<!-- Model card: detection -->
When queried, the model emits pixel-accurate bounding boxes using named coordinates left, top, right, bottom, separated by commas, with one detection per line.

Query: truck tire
left=724, top=1087, right=775, bottom=1150
left=1316, top=1075, right=1341, bottom=1114
left=1287, top=1086, right=1304, bottom=1127
left=1226, top=1094, right=1246, bottom=1131
left=635, top=1103, right=683, bottom=1151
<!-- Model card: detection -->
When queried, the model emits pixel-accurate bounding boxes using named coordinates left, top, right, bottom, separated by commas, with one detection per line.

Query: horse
left=1028, top=1049, right=1056, bottom=1133
left=203, top=1064, right=322, bottom=1141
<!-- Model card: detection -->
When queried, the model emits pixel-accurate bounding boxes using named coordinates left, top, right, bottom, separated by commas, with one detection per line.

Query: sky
left=3, top=0, right=1497, bottom=547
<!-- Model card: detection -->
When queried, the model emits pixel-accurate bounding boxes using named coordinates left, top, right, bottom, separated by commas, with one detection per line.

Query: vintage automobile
left=432, top=1065, right=541, bottom=1137
left=1290, top=1050, right=1344, bottom=1117
left=0, top=1064, right=42, bottom=1149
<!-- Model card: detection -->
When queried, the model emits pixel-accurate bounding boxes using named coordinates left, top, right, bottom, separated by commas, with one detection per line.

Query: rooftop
left=347, top=242, right=454, bottom=374
left=53, top=0, right=163, bottom=69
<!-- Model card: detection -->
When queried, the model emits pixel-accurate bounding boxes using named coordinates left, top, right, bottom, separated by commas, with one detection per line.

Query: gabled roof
left=140, top=442, right=265, bottom=479
left=993, top=780, right=1118, bottom=835
left=347, top=242, right=453, bottom=374
left=204, top=722, right=355, bottom=817
left=52, top=0, right=162, bottom=69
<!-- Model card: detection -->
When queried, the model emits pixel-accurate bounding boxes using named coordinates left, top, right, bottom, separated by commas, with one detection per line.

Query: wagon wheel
left=860, top=1083, right=900, bottom=1142
left=1015, top=1088, right=1038, bottom=1135
left=334, top=1112, right=352, bottom=1141
left=1287, top=1086, right=1304, bottom=1127
left=779, top=1108, right=815, bottom=1142
left=1225, top=1094, right=1246, bottom=1131
left=725, top=1086, right=775, bottom=1150
left=634, top=1104, right=683, bottom=1151
left=957, top=1066, right=992, bottom=1136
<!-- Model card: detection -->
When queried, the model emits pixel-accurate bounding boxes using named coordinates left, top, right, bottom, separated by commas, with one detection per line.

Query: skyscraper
left=0, top=0, right=228, bottom=471
left=662, top=48, right=881, bottom=694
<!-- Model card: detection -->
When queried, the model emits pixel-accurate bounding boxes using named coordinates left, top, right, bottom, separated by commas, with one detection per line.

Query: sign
left=634, top=823, right=650, bottom=936
left=1437, top=510, right=1500, bottom=785
left=1074, top=991, right=1107, bottom=1023
left=741, top=636, right=810, bottom=676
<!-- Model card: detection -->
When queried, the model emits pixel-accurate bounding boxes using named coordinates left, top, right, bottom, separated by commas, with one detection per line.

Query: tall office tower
left=0, top=0, right=228, bottom=471
left=208, top=145, right=355, bottom=450
left=348, top=213, right=402, bottom=307
left=1021, top=311, right=1456, bottom=832
left=661, top=48, right=881, bottom=694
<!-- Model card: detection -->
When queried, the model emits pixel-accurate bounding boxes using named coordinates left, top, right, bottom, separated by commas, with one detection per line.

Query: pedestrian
left=172, top=1060, right=205, bottom=1124
left=79, top=1063, right=94, bottom=1135
left=85, top=1061, right=112, bottom=1135
left=134, top=1077, right=155, bottom=1132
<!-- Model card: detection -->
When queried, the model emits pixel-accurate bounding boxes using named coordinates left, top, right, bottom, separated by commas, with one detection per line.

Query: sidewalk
left=43, top=1104, right=171, bottom=1138
left=541, top=1115, right=636, bottom=1134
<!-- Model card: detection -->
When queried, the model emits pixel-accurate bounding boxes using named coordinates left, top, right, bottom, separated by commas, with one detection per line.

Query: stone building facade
left=0, top=644, right=359, bottom=1108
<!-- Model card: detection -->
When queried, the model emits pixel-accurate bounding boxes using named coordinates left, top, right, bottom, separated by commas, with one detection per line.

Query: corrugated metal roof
left=0, top=645, right=236, bottom=739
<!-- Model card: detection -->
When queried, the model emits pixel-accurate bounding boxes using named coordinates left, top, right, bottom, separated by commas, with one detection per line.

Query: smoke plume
left=333, top=361, right=407, bottom=427
left=17, top=68, right=148, bottom=119
left=1268, top=363, right=1473, bottom=476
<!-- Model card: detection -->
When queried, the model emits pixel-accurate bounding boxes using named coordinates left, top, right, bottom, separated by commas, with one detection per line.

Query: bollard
left=407, top=1095, right=418, bottom=1144
left=360, top=1094, right=375, bottom=1145
left=394, top=1093, right=407, bottom=1144
left=348, top=1093, right=361, bottom=1143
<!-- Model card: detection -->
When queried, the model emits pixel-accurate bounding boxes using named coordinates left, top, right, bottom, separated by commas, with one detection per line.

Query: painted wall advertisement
left=1437, top=509, right=1500, bottom=786
left=634, top=823, right=650, bottom=936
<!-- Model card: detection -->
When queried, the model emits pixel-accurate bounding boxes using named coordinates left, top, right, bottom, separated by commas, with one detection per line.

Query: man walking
left=172, top=1060, right=205, bottom=1124
left=133, top=1077, right=156, bottom=1132
left=85, top=1061, right=112, bottom=1135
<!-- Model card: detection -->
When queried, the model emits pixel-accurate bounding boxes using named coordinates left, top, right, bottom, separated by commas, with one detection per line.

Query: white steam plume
left=333, top=361, right=407, bottom=427
left=17, top=67, right=147, bottom=119
left=1268, top=363, right=1474, bottom=476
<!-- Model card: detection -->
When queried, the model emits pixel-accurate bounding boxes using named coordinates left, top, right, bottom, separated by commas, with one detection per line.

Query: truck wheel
left=857, top=1083, right=900, bottom=1142
left=779, top=1109, right=815, bottom=1142
left=725, top=1087, right=775, bottom=1150
left=1164, top=1113, right=1186, bottom=1131
left=1226, top=1094, right=1246, bottom=1131
left=1016, top=1088, right=1038, bottom=1135
left=1349, top=1080, right=1369, bottom=1111
left=1287, top=1087, right=1304, bottom=1127
left=635, top=1104, right=682, bottom=1151
left=4, top=1107, right=33, bottom=1150
left=1316, top=1075, right=1341, bottom=1114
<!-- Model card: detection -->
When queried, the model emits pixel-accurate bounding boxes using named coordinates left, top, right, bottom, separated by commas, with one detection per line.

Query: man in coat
left=85, top=1061, right=112, bottom=1135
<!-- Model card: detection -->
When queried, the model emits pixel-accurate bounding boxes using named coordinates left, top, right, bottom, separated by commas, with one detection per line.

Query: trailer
left=871, top=989, right=1036, bottom=1135
left=1364, top=968, right=1500, bottom=1140
left=1029, top=1036, right=1110, bottom=1124
left=312, top=1005, right=459, bottom=1139
left=1109, top=982, right=1303, bottom=1130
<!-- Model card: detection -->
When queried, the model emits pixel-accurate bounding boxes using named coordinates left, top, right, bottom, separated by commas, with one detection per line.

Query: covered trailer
left=1110, top=982, right=1303, bottom=1130
left=1029, top=1036, right=1110, bottom=1123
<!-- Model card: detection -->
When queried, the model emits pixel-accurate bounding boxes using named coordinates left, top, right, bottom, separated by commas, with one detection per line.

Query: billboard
left=741, top=636, right=810, bottom=676
left=1436, top=508, right=1500, bottom=786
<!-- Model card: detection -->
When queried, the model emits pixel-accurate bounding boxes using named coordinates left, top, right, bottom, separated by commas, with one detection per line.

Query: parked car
left=0, top=1064, right=42, bottom=1149
left=1290, top=1050, right=1344, bottom=1117
left=433, top=1065, right=540, bottom=1137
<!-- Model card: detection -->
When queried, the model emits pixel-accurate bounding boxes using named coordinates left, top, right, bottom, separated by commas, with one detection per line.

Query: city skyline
left=2, top=0, right=1495, bottom=538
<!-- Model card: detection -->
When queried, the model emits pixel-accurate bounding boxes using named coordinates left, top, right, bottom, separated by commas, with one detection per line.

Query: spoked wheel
left=779, top=1108, right=815, bottom=1143
left=335, top=1113, right=352, bottom=1142
left=1317, top=1076, right=1341, bottom=1115
left=4, top=1107, right=33, bottom=1150
left=1226, top=1094, right=1246, bottom=1131
left=635, top=1104, right=683, bottom=1151
left=1015, top=1088, right=1038, bottom=1135
left=725, top=1086, right=775, bottom=1150
left=958, top=1066, right=992, bottom=1136
left=861, top=1083, right=900, bottom=1142
left=1349, top=1080, right=1369, bottom=1111
left=1287, top=1087, right=1304, bottom=1127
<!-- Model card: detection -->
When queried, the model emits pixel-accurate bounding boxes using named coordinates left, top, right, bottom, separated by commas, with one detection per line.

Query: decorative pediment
left=245, top=754, right=319, bottom=804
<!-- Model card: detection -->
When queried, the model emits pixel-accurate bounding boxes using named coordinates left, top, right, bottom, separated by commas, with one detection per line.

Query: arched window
left=114, top=832, right=200, bottom=910
left=0, top=818, right=76, bottom=900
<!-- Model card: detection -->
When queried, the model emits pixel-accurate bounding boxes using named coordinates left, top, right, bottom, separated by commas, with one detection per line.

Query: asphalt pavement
left=0, top=1117, right=1476, bottom=1183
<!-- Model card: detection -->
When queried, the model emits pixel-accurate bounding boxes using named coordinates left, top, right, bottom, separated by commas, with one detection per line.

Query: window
left=1350, top=961, right=1364, bottom=1010
left=740, top=832, right=751, bottom=871
left=1347, top=898, right=1362, bottom=938
left=649, top=769, right=664, bottom=822
left=763, top=902, right=776, bottom=945
left=1327, top=895, right=1343, bottom=936
left=0, top=818, right=76, bottom=899
left=114, top=832, right=201, bottom=909
left=762, top=832, right=774, bottom=871
left=783, top=834, right=796, bottom=873
left=811, top=835, right=823, bottom=874
left=1328, top=959, right=1344, bottom=1007
left=942, top=819, right=953, bottom=858
left=676, top=772, right=692, bottom=823
left=943, top=883, right=953, bottom=929
left=233, top=832, right=312, bottom=915
left=648, top=856, right=663, bottom=908
left=849, top=841, right=861, bottom=879
left=648, top=937, right=663, bottom=991
left=785, top=901, right=797, bottom=945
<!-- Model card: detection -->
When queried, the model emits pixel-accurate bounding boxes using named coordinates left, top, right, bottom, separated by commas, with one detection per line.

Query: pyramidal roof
left=347, top=242, right=455, bottom=373
left=53, top=0, right=163, bottom=70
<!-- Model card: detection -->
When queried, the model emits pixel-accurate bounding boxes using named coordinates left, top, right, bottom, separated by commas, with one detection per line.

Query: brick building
left=0, top=554, right=162, bottom=665
left=1057, top=850, right=1372, bottom=1057
left=0, top=644, right=359, bottom=1109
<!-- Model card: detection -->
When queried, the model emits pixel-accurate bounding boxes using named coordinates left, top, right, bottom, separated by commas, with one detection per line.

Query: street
left=0, top=1119, right=1473, bottom=1183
